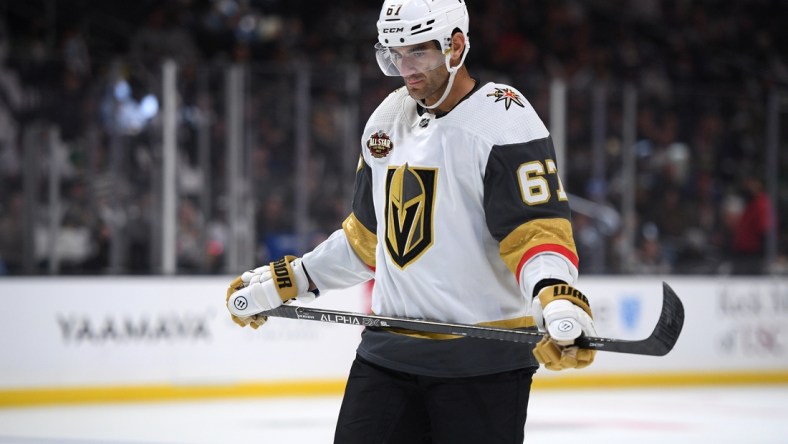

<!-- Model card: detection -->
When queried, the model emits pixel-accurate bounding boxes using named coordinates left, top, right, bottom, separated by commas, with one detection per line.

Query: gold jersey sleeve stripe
left=342, top=213, right=377, bottom=269
left=499, top=218, right=578, bottom=277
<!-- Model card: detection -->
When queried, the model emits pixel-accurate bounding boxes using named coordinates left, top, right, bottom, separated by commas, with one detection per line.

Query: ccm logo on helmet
left=383, top=27, right=404, bottom=33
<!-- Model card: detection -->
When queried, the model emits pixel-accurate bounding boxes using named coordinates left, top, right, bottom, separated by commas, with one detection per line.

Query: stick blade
left=575, top=281, right=685, bottom=355
left=644, top=282, right=685, bottom=356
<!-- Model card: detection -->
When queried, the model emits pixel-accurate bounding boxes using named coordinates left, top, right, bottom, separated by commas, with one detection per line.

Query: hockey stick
left=260, top=282, right=684, bottom=356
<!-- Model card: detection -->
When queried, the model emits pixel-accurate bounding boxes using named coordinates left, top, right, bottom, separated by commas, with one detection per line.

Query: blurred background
left=0, top=0, right=786, bottom=277
left=0, top=3, right=787, bottom=442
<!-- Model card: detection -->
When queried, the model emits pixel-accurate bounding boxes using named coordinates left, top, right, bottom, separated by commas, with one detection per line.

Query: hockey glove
left=531, top=283, right=597, bottom=370
left=226, top=256, right=316, bottom=329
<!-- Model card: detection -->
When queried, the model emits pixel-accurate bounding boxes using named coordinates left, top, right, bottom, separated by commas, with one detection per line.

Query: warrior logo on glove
left=233, top=297, right=248, bottom=311
left=556, top=320, right=575, bottom=333
left=271, top=256, right=300, bottom=301
left=273, top=257, right=294, bottom=290
left=550, top=284, right=590, bottom=307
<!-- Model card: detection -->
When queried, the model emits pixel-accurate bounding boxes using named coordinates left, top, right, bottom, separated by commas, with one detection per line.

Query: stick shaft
left=262, top=282, right=684, bottom=356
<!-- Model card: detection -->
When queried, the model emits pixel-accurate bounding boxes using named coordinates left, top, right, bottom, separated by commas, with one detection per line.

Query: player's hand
left=225, top=276, right=267, bottom=329
left=531, top=283, right=597, bottom=370
left=225, top=256, right=315, bottom=329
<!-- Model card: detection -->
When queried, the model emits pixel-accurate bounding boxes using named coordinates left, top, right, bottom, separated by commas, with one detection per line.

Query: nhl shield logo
left=367, top=130, right=394, bottom=158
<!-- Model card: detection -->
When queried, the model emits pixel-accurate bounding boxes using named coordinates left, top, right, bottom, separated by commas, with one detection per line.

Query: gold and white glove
left=531, top=283, right=597, bottom=370
left=225, top=256, right=316, bottom=329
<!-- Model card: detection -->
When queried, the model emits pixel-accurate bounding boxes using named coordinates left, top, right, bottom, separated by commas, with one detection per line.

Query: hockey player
left=226, top=0, right=597, bottom=442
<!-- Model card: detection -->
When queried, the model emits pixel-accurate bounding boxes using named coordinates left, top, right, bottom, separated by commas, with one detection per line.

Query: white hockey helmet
left=375, top=0, right=471, bottom=109
left=376, top=0, right=469, bottom=53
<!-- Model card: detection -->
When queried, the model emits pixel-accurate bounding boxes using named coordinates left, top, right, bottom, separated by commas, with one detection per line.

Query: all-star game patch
left=367, top=130, right=394, bottom=158
left=487, top=87, right=525, bottom=110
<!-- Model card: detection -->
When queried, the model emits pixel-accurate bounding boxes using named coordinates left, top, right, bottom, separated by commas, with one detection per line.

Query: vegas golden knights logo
left=385, top=164, right=437, bottom=269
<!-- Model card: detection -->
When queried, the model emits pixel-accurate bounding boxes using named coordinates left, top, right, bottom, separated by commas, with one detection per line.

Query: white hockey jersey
left=303, top=81, right=578, bottom=377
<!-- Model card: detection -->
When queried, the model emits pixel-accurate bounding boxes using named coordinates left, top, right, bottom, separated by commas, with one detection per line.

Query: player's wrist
left=301, top=264, right=320, bottom=295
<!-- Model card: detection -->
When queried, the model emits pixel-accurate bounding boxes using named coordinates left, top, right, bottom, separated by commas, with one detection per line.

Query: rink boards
left=0, top=276, right=786, bottom=406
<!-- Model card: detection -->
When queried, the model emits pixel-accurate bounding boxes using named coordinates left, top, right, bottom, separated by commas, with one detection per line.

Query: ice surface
left=0, top=386, right=786, bottom=443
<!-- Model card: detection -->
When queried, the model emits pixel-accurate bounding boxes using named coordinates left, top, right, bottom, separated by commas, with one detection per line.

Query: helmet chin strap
left=416, top=67, right=457, bottom=111
left=416, top=48, right=468, bottom=111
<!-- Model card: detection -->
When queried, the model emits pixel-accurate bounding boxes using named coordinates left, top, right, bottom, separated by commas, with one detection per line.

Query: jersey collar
left=416, top=76, right=481, bottom=119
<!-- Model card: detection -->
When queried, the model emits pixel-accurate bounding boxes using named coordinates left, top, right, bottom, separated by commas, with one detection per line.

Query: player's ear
left=449, top=31, right=466, bottom=65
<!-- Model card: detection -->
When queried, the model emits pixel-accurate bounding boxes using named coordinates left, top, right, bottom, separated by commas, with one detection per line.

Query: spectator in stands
left=1, top=0, right=786, bottom=275
left=630, top=222, right=672, bottom=274
left=731, top=174, right=774, bottom=274
left=0, top=191, right=25, bottom=273
left=0, top=19, right=23, bottom=188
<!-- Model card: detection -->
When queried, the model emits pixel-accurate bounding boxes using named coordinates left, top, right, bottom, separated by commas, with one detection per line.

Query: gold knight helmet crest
left=367, top=130, right=394, bottom=158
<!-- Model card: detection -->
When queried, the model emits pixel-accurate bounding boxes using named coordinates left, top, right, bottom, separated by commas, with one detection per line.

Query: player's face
left=375, top=41, right=449, bottom=103
left=389, top=43, right=449, bottom=103
left=402, top=64, right=450, bottom=104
